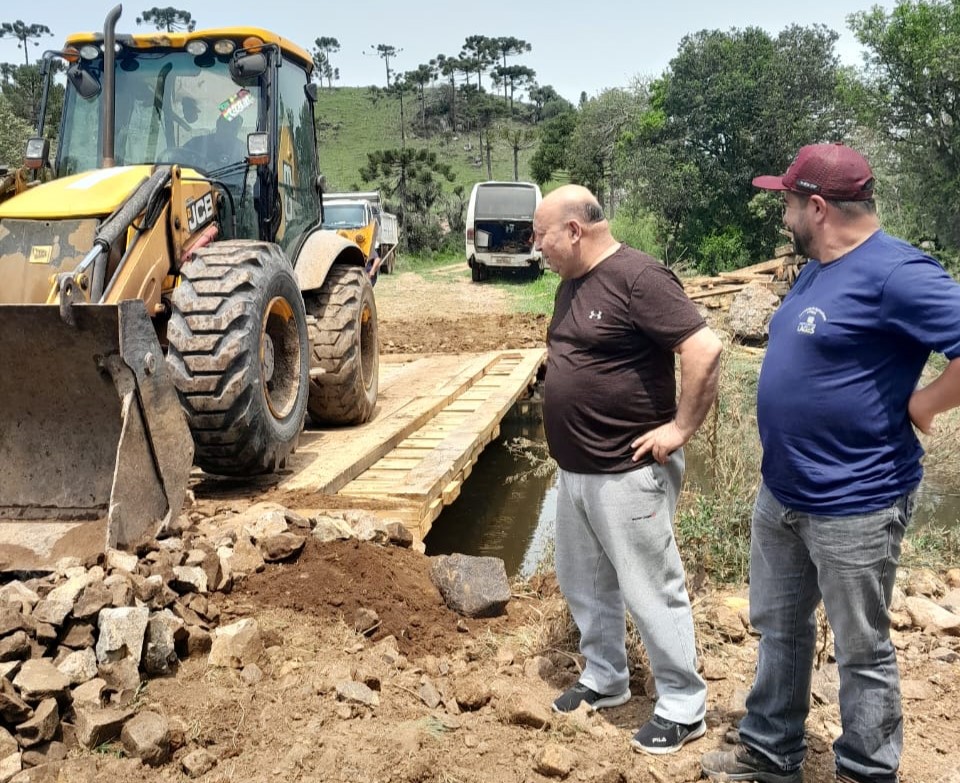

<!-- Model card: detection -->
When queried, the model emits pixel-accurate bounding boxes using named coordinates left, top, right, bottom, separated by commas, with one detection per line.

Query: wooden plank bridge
left=278, top=348, right=545, bottom=540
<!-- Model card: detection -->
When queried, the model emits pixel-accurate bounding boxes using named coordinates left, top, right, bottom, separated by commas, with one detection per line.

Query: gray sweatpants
left=555, top=449, right=706, bottom=724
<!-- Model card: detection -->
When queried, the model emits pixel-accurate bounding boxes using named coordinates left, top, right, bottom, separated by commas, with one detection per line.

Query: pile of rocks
left=0, top=501, right=415, bottom=780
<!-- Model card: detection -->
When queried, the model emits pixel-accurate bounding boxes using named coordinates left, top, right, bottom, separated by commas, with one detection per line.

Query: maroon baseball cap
left=753, top=143, right=875, bottom=201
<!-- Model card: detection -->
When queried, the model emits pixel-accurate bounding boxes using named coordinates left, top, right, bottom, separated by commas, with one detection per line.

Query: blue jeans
left=739, top=483, right=912, bottom=783
left=554, top=450, right=707, bottom=725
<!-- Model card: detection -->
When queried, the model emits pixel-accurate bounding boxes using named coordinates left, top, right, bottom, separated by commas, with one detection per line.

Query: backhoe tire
left=167, top=240, right=309, bottom=476
left=305, top=265, right=378, bottom=426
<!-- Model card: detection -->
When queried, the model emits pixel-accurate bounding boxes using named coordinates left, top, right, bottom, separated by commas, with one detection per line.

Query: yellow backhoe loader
left=0, top=6, right=379, bottom=571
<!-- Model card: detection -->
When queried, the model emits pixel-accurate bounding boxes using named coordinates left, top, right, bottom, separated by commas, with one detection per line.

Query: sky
left=0, top=0, right=894, bottom=103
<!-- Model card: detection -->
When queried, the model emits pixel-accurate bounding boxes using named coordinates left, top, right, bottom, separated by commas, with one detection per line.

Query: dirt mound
left=380, top=312, right=548, bottom=354
left=235, top=538, right=523, bottom=658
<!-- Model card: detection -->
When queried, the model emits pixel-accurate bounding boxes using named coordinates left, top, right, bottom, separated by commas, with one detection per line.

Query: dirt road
left=71, top=266, right=960, bottom=783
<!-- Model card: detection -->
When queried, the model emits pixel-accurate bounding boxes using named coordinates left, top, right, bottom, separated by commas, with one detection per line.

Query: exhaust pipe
left=100, top=4, right=122, bottom=168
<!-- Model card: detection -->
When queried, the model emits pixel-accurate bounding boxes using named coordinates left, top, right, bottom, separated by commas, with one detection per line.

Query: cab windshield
left=58, top=48, right=260, bottom=188
left=322, top=204, right=367, bottom=228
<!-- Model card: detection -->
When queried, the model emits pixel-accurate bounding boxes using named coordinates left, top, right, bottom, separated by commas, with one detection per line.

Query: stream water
left=424, top=402, right=960, bottom=578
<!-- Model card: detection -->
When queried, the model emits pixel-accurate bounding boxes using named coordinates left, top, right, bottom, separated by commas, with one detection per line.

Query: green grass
left=314, top=87, right=541, bottom=194
left=491, top=269, right=561, bottom=315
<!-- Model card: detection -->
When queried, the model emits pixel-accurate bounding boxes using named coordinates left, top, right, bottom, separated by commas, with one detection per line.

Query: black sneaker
left=631, top=714, right=706, bottom=754
left=701, top=744, right=802, bottom=782
left=552, top=682, right=631, bottom=713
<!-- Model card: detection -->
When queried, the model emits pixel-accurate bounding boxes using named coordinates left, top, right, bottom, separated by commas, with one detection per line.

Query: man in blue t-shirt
left=702, top=144, right=960, bottom=783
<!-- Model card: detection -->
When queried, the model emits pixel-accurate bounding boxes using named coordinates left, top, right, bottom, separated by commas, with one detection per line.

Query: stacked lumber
left=683, top=244, right=805, bottom=306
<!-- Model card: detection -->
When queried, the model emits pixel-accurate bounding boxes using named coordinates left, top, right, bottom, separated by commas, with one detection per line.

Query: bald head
left=534, top=185, right=618, bottom=279
left=539, top=184, right=606, bottom=226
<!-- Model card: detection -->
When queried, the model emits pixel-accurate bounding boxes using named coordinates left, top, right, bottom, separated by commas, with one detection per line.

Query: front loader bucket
left=0, top=300, right=194, bottom=572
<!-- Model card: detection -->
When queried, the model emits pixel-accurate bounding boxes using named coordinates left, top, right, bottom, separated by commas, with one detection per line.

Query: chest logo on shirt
left=797, top=306, right=827, bottom=335
left=589, top=310, right=603, bottom=320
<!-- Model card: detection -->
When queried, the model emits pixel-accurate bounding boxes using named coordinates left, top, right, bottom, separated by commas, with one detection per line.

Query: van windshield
left=475, top=186, right=536, bottom=220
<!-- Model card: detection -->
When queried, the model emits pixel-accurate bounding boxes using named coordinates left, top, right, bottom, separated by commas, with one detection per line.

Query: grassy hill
left=314, top=86, right=542, bottom=195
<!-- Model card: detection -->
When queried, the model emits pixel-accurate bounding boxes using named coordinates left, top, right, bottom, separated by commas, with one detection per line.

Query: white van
left=466, top=181, right=543, bottom=282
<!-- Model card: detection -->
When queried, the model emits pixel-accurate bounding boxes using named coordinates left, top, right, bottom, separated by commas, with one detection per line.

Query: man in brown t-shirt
left=535, top=185, right=722, bottom=754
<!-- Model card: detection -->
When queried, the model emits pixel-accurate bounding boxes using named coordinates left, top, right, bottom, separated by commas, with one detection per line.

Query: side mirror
left=315, top=174, right=327, bottom=196
left=230, top=52, right=267, bottom=81
left=304, top=82, right=319, bottom=103
left=66, top=63, right=101, bottom=100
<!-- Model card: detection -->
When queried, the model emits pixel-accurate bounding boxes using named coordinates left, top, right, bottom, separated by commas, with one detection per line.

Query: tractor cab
left=36, top=24, right=321, bottom=255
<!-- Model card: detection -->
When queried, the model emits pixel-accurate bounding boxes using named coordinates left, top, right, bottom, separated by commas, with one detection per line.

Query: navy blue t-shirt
left=758, top=230, right=960, bottom=514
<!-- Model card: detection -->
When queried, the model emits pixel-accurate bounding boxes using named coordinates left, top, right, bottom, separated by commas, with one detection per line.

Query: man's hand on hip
left=631, top=421, right=685, bottom=465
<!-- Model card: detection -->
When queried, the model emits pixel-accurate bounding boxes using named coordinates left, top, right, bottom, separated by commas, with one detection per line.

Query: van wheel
left=471, top=263, right=487, bottom=283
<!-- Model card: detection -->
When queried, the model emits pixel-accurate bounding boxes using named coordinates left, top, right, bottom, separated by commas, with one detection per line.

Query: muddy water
left=424, top=402, right=960, bottom=577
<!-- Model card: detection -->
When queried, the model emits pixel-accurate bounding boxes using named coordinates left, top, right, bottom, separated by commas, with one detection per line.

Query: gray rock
left=143, top=610, right=182, bottom=675
left=240, top=664, right=263, bottom=686
left=728, top=283, right=779, bottom=342
left=15, top=699, right=58, bottom=747
left=71, top=679, right=106, bottom=710
left=534, top=742, right=576, bottom=779
left=56, top=649, right=98, bottom=686
left=60, top=622, right=95, bottom=650
left=429, top=554, right=511, bottom=618
left=0, top=680, right=32, bottom=724
left=105, top=550, right=138, bottom=574
left=208, top=618, right=262, bottom=669
left=73, top=705, right=134, bottom=749
left=95, top=607, right=150, bottom=665
left=0, top=583, right=39, bottom=613
left=335, top=681, right=379, bottom=707
left=419, top=678, right=442, bottom=709
left=19, top=741, right=67, bottom=769
left=220, top=537, right=265, bottom=579
left=97, top=657, right=141, bottom=693
left=12, top=661, right=70, bottom=703
left=311, top=515, right=355, bottom=543
left=0, top=633, right=30, bottom=663
left=0, top=727, right=17, bottom=759
left=905, top=596, right=960, bottom=636
left=0, top=609, right=27, bottom=638
left=120, top=711, right=170, bottom=766
left=72, top=584, right=112, bottom=621
left=811, top=663, right=840, bottom=706
left=170, top=566, right=208, bottom=595
left=501, top=694, right=551, bottom=729
left=0, top=753, right=21, bottom=783
left=259, top=533, right=306, bottom=562
left=181, top=748, right=216, bottom=777
left=901, top=678, right=936, bottom=700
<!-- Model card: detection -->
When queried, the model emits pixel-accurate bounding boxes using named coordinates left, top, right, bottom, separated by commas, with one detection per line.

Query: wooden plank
left=389, top=351, right=542, bottom=500
left=281, top=351, right=501, bottom=495
left=686, top=284, right=746, bottom=300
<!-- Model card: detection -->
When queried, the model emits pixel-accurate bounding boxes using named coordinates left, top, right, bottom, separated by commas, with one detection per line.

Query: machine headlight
left=185, top=40, right=208, bottom=56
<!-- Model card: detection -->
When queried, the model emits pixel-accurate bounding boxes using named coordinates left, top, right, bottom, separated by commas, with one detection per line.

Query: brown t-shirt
left=544, top=245, right=705, bottom=473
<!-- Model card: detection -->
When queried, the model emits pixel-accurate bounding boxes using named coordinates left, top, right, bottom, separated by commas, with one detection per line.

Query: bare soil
left=82, top=266, right=959, bottom=783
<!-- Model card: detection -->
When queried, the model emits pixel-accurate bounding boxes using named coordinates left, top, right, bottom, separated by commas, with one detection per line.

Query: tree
left=492, top=37, right=531, bottom=101
left=312, top=37, right=341, bottom=89
left=403, top=63, right=436, bottom=129
left=368, top=44, right=400, bottom=87
left=0, top=20, right=52, bottom=66
left=359, top=148, right=455, bottom=251
left=849, top=1, right=960, bottom=251
left=530, top=109, right=577, bottom=184
left=0, top=93, right=32, bottom=166
left=499, top=125, right=538, bottom=180
left=569, top=88, right=647, bottom=211
left=135, top=7, right=196, bottom=33
left=430, top=53, right=463, bottom=130
left=459, top=35, right=497, bottom=90
left=0, top=60, right=64, bottom=132
left=527, top=83, right=572, bottom=123
left=491, top=64, right=536, bottom=115
left=620, top=25, right=850, bottom=266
